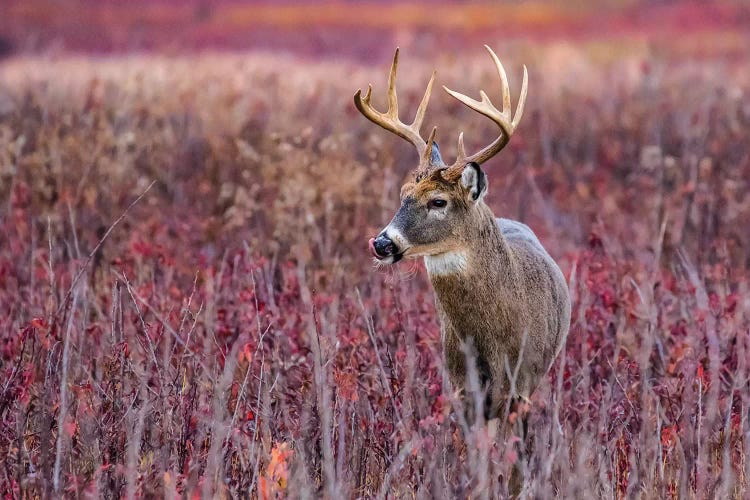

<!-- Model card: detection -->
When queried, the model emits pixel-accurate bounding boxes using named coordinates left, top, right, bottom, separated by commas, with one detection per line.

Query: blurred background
left=2, top=1, right=750, bottom=497
left=3, top=0, right=749, bottom=269
left=2, top=0, right=748, bottom=60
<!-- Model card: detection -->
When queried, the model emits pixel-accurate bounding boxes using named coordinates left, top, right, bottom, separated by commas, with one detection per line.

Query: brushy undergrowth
left=1, top=44, right=749, bottom=498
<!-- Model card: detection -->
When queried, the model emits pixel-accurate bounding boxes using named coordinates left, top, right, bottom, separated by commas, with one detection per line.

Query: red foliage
left=0, top=40, right=749, bottom=497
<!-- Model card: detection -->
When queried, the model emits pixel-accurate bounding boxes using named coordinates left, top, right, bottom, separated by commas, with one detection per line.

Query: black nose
left=373, top=235, right=396, bottom=258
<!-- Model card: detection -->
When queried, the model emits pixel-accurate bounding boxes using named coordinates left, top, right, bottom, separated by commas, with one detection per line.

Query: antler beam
left=354, top=48, right=436, bottom=166
left=443, top=45, right=528, bottom=167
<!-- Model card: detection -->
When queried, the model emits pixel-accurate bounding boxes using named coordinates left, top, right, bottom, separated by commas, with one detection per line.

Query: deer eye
left=427, top=199, right=447, bottom=209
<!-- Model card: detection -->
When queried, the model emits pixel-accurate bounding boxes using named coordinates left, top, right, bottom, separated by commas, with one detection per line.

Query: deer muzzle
left=369, top=234, right=403, bottom=263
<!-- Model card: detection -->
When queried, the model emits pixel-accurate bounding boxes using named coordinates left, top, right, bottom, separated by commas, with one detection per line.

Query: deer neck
left=425, top=204, right=515, bottom=333
left=424, top=203, right=510, bottom=280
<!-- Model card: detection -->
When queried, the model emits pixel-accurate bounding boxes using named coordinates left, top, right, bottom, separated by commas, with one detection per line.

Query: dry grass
left=1, top=43, right=749, bottom=497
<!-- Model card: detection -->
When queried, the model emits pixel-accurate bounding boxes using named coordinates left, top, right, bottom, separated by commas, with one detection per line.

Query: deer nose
left=370, top=234, right=396, bottom=259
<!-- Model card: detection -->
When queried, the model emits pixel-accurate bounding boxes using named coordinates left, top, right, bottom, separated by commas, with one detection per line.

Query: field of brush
left=1, top=39, right=749, bottom=497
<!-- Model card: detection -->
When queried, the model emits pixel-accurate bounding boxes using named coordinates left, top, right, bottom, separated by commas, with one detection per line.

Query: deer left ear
left=460, top=162, right=487, bottom=201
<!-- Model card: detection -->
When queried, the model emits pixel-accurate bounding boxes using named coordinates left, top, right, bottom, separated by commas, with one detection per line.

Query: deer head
left=355, top=46, right=528, bottom=264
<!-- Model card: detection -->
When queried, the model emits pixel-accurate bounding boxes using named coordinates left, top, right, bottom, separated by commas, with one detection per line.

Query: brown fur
left=388, top=172, right=571, bottom=418
left=360, top=47, right=555, bottom=495
left=357, top=45, right=568, bottom=419
left=432, top=203, right=570, bottom=416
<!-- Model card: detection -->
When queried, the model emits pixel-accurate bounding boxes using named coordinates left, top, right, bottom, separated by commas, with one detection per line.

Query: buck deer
left=356, top=47, right=571, bottom=423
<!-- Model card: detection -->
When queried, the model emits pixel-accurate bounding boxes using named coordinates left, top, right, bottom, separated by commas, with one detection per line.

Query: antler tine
left=455, top=132, right=466, bottom=165
left=353, top=48, right=437, bottom=161
left=387, top=48, right=400, bottom=118
left=443, top=46, right=528, bottom=167
left=362, top=84, right=373, bottom=104
left=412, top=70, right=436, bottom=130
left=512, top=65, right=528, bottom=129
left=484, top=45, right=511, bottom=116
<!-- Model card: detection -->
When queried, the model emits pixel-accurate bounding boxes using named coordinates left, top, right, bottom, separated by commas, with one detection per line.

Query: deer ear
left=460, top=162, right=487, bottom=201
left=429, top=142, right=445, bottom=167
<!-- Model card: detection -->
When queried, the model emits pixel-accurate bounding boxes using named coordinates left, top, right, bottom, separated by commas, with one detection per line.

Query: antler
left=354, top=48, right=437, bottom=167
left=443, top=45, right=528, bottom=168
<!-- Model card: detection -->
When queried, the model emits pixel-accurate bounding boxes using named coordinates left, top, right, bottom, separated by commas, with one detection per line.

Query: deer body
left=355, top=46, right=570, bottom=419
left=428, top=215, right=570, bottom=415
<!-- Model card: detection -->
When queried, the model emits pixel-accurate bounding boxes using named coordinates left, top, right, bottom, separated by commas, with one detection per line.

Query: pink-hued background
left=1, top=1, right=750, bottom=498
left=2, top=1, right=749, bottom=58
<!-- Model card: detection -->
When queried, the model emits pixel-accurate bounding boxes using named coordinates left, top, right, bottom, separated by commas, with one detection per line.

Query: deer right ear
left=460, top=162, right=487, bottom=202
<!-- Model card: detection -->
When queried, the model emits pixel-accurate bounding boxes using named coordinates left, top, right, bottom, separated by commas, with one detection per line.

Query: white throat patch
left=424, top=250, right=469, bottom=276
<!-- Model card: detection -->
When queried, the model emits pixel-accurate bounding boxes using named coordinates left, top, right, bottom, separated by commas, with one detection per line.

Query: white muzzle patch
left=383, top=226, right=409, bottom=252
